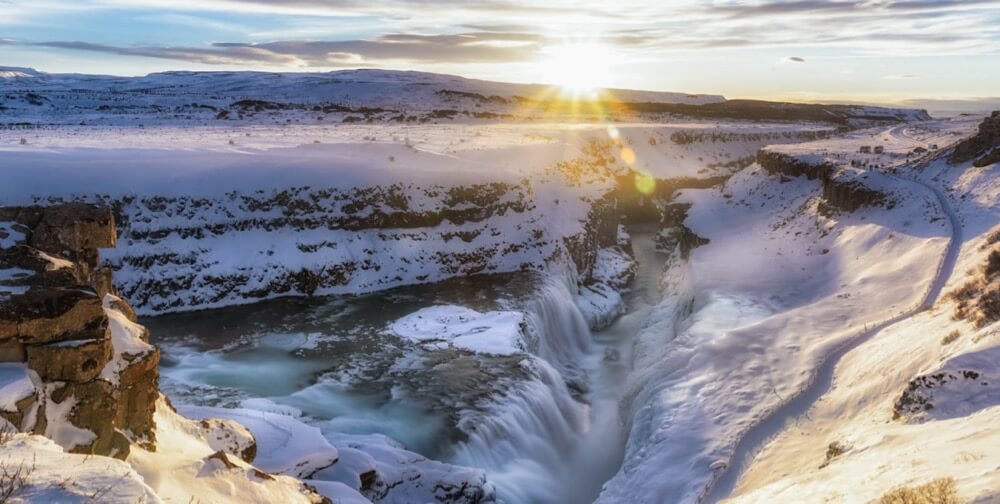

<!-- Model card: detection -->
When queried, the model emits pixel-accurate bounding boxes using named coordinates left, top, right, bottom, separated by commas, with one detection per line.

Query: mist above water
left=146, top=229, right=664, bottom=504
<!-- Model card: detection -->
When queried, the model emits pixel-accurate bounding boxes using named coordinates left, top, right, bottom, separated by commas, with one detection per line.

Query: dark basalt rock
left=49, top=379, right=132, bottom=459
left=950, top=111, right=1000, bottom=165
left=0, top=288, right=108, bottom=345
left=656, top=202, right=709, bottom=259
left=757, top=150, right=891, bottom=214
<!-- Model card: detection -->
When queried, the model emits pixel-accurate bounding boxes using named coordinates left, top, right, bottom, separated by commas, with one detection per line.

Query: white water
left=559, top=227, right=664, bottom=503
left=455, top=228, right=664, bottom=504
left=524, top=273, right=595, bottom=384
left=449, top=273, right=592, bottom=503
left=151, top=230, right=664, bottom=504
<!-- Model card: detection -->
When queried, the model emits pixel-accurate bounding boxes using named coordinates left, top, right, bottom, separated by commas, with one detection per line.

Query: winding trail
left=704, top=131, right=963, bottom=503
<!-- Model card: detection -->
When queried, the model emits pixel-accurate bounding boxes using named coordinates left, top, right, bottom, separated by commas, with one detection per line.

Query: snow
left=0, top=114, right=844, bottom=317
left=35, top=250, right=74, bottom=271
left=591, top=247, right=637, bottom=289
left=575, top=282, right=626, bottom=330
left=0, top=268, right=31, bottom=297
left=180, top=403, right=494, bottom=503
left=0, top=222, right=26, bottom=249
left=99, top=294, right=156, bottom=386
left=42, top=383, right=97, bottom=450
left=0, top=67, right=724, bottom=129
left=599, top=121, right=960, bottom=502
left=128, top=398, right=327, bottom=504
left=179, top=404, right=340, bottom=478
left=0, top=433, right=161, bottom=503
left=576, top=246, right=638, bottom=328
left=306, top=480, right=371, bottom=504
left=720, top=125, right=1000, bottom=504
left=0, top=363, right=35, bottom=412
left=390, top=305, right=526, bottom=356
left=2, top=67, right=971, bottom=503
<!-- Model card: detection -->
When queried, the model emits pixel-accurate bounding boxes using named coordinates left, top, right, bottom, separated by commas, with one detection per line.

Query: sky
left=2, top=0, right=1000, bottom=107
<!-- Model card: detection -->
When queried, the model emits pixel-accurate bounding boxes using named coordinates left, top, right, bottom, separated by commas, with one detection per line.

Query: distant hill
left=0, top=67, right=928, bottom=127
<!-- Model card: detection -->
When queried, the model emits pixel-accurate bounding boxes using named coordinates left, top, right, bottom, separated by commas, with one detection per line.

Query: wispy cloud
left=3, top=0, right=1000, bottom=100
left=25, top=32, right=549, bottom=66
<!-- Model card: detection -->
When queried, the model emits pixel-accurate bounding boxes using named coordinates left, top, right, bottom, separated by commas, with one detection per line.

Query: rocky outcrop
left=656, top=202, right=709, bottom=259
left=757, top=150, right=892, bottom=214
left=0, top=204, right=159, bottom=459
left=562, top=194, right=620, bottom=277
left=818, top=173, right=893, bottom=215
left=950, top=111, right=1000, bottom=166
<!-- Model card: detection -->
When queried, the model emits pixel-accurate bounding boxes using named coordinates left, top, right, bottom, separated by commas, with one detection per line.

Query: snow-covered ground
left=597, top=118, right=995, bottom=503
left=4, top=67, right=980, bottom=504
left=0, top=119, right=838, bottom=317
left=720, top=121, right=1000, bottom=504
left=0, top=66, right=726, bottom=128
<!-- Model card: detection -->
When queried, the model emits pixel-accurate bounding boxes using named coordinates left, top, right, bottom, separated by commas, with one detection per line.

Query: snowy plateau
left=0, top=67, right=998, bottom=504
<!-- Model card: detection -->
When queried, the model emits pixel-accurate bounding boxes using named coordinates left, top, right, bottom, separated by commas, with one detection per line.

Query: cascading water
left=450, top=275, right=594, bottom=503
left=451, top=229, right=664, bottom=504
left=450, top=356, right=587, bottom=503
left=524, top=272, right=595, bottom=385
left=148, top=230, right=664, bottom=504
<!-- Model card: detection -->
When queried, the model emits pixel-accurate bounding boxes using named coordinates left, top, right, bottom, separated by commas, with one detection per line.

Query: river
left=145, top=227, right=665, bottom=504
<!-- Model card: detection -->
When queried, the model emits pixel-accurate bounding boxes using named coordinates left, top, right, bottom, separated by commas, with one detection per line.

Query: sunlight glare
left=539, top=42, right=613, bottom=98
left=634, top=171, right=655, bottom=196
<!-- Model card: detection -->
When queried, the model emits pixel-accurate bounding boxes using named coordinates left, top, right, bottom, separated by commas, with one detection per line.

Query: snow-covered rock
left=725, top=130, right=1000, bottom=503
left=128, top=399, right=330, bottom=504
left=0, top=433, right=160, bottom=503
left=390, top=305, right=526, bottom=356
left=180, top=404, right=495, bottom=503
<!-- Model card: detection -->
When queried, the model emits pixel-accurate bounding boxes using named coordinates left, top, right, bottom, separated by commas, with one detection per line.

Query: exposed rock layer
left=756, top=150, right=892, bottom=214
left=950, top=111, right=1000, bottom=166
left=0, top=204, right=159, bottom=459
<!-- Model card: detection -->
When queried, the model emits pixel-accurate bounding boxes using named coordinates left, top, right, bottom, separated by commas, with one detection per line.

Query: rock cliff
left=950, top=111, right=1000, bottom=166
left=756, top=150, right=892, bottom=214
left=0, top=204, right=159, bottom=459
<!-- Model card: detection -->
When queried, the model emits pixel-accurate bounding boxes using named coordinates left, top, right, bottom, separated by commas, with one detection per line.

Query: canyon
left=2, top=69, right=999, bottom=504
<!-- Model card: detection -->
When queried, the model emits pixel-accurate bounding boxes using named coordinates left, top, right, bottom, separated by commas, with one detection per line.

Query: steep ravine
left=556, top=226, right=666, bottom=503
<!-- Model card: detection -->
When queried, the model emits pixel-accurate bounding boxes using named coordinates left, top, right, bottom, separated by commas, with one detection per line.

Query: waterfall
left=450, top=274, right=593, bottom=504
left=523, top=274, right=594, bottom=386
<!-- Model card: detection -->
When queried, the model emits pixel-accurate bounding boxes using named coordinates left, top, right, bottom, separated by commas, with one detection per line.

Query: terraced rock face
left=756, top=150, right=892, bottom=214
left=20, top=139, right=629, bottom=316
left=950, top=111, right=1000, bottom=166
left=0, top=204, right=158, bottom=459
left=63, top=180, right=616, bottom=315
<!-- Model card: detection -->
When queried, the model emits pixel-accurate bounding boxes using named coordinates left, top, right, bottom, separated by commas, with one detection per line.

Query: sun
left=538, top=42, right=614, bottom=98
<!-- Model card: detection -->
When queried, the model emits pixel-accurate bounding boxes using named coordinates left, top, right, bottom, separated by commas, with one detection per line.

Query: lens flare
left=620, top=146, right=636, bottom=165
left=634, top=171, right=655, bottom=195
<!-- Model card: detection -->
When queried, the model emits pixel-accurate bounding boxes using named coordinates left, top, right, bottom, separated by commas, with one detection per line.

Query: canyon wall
left=756, top=149, right=893, bottom=214
left=0, top=204, right=159, bottom=458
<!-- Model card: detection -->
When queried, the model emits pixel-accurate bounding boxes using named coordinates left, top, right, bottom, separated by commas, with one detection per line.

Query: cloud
left=775, top=56, right=806, bottom=66
left=27, top=31, right=552, bottom=67
left=6, top=0, right=1000, bottom=75
left=883, top=74, right=916, bottom=79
